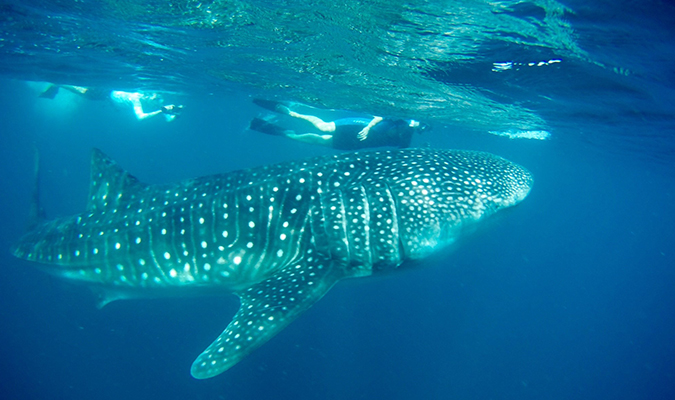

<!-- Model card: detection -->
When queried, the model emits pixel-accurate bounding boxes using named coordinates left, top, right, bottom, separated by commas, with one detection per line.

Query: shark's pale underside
left=12, top=148, right=532, bottom=379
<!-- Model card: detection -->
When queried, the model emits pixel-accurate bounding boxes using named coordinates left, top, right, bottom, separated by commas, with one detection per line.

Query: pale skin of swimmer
left=279, top=103, right=387, bottom=147
left=61, top=85, right=181, bottom=121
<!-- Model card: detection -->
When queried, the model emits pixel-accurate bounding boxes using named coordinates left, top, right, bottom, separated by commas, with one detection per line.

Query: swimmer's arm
left=357, top=116, right=383, bottom=141
left=130, top=97, right=162, bottom=120
left=133, top=105, right=162, bottom=120
left=135, top=109, right=163, bottom=120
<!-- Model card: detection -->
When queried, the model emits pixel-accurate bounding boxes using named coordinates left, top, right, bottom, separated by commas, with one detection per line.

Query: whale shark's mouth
left=509, top=164, right=534, bottom=206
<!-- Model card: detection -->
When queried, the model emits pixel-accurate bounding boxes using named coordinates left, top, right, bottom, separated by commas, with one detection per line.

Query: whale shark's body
left=12, top=148, right=532, bottom=378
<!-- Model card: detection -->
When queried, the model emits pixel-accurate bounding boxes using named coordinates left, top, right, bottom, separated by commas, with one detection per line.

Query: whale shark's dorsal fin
left=87, top=148, right=147, bottom=212
left=27, top=146, right=45, bottom=230
left=191, top=254, right=345, bottom=379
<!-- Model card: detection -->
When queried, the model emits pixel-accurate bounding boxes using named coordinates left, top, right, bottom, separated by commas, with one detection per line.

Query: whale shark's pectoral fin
left=191, top=256, right=343, bottom=379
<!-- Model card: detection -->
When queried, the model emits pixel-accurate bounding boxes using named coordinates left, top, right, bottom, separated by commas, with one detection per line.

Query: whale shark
left=12, top=148, right=532, bottom=379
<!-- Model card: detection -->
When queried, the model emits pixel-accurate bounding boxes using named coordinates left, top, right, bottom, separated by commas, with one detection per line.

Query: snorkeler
left=249, top=99, right=429, bottom=150
left=108, top=90, right=183, bottom=122
left=40, top=84, right=183, bottom=122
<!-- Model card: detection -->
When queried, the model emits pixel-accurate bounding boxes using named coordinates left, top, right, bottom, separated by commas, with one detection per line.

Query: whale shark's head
left=383, top=149, right=533, bottom=260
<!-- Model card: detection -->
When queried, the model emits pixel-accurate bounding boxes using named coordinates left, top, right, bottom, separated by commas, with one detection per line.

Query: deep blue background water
left=1, top=0, right=675, bottom=399
left=1, top=78, right=673, bottom=400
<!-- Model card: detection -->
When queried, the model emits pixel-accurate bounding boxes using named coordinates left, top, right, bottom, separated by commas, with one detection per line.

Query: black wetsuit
left=330, top=118, right=414, bottom=150
left=82, top=87, right=113, bottom=101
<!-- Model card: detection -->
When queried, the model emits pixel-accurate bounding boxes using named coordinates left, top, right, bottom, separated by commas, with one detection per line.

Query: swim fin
left=249, top=117, right=293, bottom=137
left=252, top=98, right=294, bottom=115
left=39, top=84, right=60, bottom=99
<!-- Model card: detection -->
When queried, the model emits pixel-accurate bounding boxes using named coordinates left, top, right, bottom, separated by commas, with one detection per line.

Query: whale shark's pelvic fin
left=191, top=254, right=343, bottom=379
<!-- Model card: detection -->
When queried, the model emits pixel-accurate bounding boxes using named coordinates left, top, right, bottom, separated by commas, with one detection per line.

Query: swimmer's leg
left=287, top=112, right=336, bottom=132
left=250, top=118, right=333, bottom=146
left=285, top=132, right=334, bottom=147
left=60, top=85, right=89, bottom=96
left=253, top=98, right=335, bottom=132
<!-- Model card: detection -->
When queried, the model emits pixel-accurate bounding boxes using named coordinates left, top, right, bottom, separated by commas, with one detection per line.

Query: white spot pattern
left=12, top=148, right=532, bottom=379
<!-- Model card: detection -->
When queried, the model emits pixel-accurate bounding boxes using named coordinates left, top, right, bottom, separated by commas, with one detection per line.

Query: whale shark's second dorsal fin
left=87, top=149, right=147, bottom=212
left=190, top=254, right=345, bottom=379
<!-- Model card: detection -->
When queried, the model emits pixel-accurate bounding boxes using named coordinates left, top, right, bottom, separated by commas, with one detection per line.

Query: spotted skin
left=12, top=148, right=532, bottom=379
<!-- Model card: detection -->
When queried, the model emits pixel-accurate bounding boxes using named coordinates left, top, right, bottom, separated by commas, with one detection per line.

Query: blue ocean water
left=0, top=1, right=674, bottom=399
